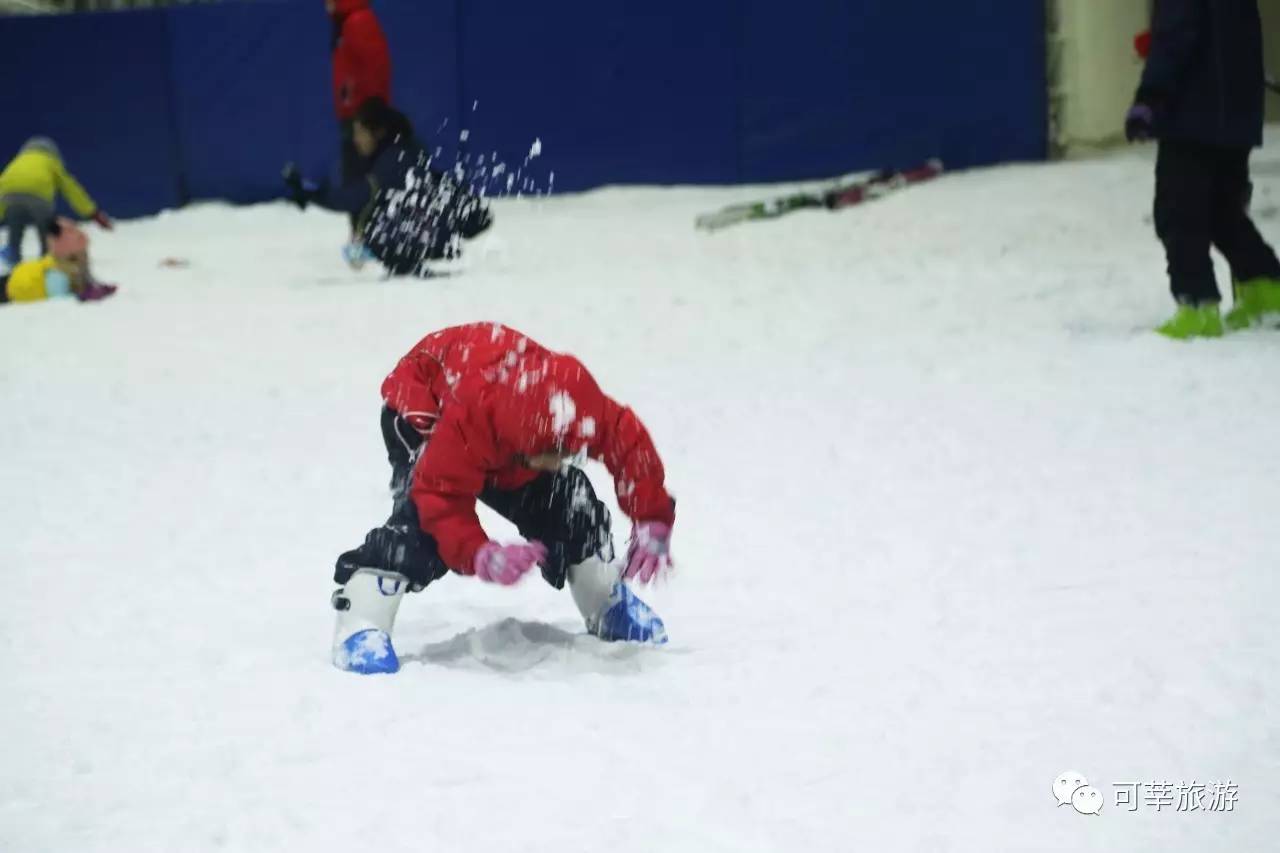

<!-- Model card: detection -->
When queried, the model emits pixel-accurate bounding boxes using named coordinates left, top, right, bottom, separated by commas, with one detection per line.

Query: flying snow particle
left=548, top=392, right=576, bottom=434
left=529, top=138, right=542, bottom=159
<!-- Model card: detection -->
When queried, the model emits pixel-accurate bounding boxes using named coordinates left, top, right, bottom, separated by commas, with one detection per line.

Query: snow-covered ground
left=3, top=138, right=1279, bottom=853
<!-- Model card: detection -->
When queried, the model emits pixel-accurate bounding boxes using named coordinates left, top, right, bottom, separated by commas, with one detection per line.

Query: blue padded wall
left=0, top=11, right=181, bottom=218
left=0, top=0, right=1046, bottom=217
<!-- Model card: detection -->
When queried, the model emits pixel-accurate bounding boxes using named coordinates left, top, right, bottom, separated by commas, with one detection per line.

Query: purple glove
left=76, top=281, right=118, bottom=302
left=1125, top=103, right=1154, bottom=142
left=473, top=541, right=547, bottom=586
left=625, top=522, right=673, bottom=584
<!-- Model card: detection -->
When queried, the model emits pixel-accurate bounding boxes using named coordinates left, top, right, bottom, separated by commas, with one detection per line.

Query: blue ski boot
left=331, top=569, right=407, bottom=674
left=342, top=241, right=377, bottom=270
left=595, top=583, right=668, bottom=644
left=569, top=557, right=667, bottom=644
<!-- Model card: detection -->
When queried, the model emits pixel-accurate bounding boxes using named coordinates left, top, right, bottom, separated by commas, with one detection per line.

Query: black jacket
left=305, top=133, right=492, bottom=274
left=315, top=133, right=428, bottom=228
left=1137, top=0, right=1265, bottom=149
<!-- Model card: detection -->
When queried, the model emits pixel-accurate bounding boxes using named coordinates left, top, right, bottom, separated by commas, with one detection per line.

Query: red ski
left=695, top=159, right=944, bottom=232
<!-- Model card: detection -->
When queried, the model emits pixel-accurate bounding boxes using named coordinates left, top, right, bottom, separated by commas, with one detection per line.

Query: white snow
left=3, top=136, right=1280, bottom=853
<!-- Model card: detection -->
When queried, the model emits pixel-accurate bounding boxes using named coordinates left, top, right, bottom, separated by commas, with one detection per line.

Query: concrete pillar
left=1050, top=0, right=1280, bottom=154
left=1261, top=0, right=1280, bottom=120
left=1048, top=0, right=1150, bottom=156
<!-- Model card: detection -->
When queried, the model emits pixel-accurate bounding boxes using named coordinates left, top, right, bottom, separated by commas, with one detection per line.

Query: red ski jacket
left=383, top=324, right=676, bottom=573
left=331, top=0, right=391, bottom=121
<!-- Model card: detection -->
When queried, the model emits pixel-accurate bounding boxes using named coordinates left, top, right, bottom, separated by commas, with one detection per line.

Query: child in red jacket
left=332, top=323, right=677, bottom=673
left=326, top=0, right=391, bottom=235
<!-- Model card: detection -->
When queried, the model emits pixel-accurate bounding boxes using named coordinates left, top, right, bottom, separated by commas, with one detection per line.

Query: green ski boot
left=1157, top=303, right=1224, bottom=340
left=1224, top=278, right=1280, bottom=330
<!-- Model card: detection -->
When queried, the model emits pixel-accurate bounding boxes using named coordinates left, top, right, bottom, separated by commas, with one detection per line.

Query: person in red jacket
left=331, top=323, right=677, bottom=674
left=326, top=0, right=391, bottom=233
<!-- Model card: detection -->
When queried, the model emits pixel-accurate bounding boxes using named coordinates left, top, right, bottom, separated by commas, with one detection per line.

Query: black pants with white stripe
left=380, top=406, right=424, bottom=498
left=334, top=465, right=614, bottom=592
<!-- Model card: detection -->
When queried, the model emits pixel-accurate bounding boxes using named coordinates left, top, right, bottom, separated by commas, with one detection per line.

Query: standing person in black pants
left=1127, top=0, right=1280, bottom=339
left=326, top=0, right=391, bottom=246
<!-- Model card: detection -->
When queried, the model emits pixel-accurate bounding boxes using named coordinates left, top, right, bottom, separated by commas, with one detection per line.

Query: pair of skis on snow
left=694, top=158, right=944, bottom=232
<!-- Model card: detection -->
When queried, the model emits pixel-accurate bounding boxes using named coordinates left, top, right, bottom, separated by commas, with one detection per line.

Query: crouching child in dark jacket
left=284, top=97, right=492, bottom=276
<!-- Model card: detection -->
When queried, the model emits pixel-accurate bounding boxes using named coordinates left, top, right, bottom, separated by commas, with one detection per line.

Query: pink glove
left=92, top=210, right=114, bottom=231
left=473, top=541, right=547, bottom=586
left=625, top=522, right=673, bottom=584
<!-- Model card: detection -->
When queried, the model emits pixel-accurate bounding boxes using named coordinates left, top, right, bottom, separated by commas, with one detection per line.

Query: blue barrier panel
left=167, top=1, right=333, bottom=204
left=0, top=11, right=181, bottom=219
left=0, top=0, right=1046, bottom=217
left=738, top=0, right=1046, bottom=180
left=457, top=0, right=739, bottom=192
left=376, top=0, right=460, bottom=169
left=168, top=0, right=459, bottom=205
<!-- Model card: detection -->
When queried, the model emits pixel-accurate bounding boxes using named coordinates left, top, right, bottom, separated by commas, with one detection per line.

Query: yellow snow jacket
left=0, top=149, right=97, bottom=218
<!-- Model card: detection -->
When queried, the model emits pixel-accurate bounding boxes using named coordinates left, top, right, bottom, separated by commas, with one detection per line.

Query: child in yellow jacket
left=1, top=218, right=117, bottom=304
left=0, top=137, right=113, bottom=269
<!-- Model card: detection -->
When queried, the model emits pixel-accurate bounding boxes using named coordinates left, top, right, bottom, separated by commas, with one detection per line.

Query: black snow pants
left=334, top=466, right=614, bottom=591
left=339, top=119, right=367, bottom=232
left=381, top=406, right=424, bottom=498
left=1154, top=139, right=1280, bottom=305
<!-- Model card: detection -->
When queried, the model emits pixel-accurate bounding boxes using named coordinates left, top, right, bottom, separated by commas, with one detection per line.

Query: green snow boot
left=1156, top=303, right=1223, bottom=340
left=1224, top=278, right=1280, bottom=330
